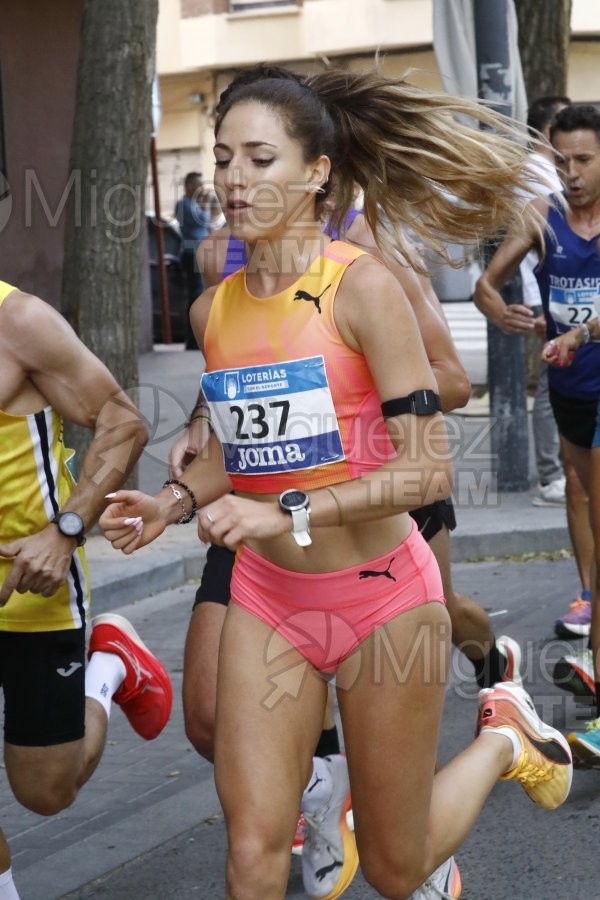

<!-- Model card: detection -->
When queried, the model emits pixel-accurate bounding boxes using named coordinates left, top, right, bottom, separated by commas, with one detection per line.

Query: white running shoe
left=301, top=754, right=358, bottom=899
left=295, top=808, right=353, bottom=858
left=409, top=856, right=461, bottom=898
left=532, top=477, right=566, bottom=507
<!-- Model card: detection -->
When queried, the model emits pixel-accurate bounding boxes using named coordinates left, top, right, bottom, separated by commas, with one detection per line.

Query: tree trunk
left=62, top=0, right=158, bottom=483
left=514, top=0, right=572, bottom=390
left=514, top=0, right=572, bottom=100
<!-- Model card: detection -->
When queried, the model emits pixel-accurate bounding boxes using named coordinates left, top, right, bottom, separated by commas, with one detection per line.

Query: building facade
left=1, top=1, right=597, bottom=307
left=152, top=0, right=600, bottom=215
left=0, top=0, right=83, bottom=303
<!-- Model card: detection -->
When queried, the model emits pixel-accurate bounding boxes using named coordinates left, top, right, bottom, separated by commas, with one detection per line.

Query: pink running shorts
left=230, top=520, right=445, bottom=673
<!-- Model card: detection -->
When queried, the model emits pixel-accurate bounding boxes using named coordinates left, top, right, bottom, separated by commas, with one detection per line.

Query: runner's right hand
left=100, top=491, right=167, bottom=553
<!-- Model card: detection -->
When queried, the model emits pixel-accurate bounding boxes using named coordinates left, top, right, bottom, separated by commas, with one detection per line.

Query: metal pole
left=150, top=134, right=172, bottom=344
left=474, top=0, right=529, bottom=491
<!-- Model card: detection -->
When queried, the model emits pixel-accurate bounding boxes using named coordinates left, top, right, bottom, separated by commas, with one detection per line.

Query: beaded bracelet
left=163, top=479, right=198, bottom=524
left=186, top=412, right=213, bottom=430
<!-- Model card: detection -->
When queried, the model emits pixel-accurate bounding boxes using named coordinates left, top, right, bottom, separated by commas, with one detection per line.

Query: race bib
left=201, top=355, right=345, bottom=476
left=548, top=285, right=600, bottom=331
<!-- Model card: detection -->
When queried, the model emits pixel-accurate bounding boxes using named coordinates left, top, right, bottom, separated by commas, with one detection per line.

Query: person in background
left=520, top=97, right=571, bottom=509
left=519, top=96, right=594, bottom=641
left=175, top=171, right=211, bottom=349
left=475, top=103, right=600, bottom=759
left=475, top=96, right=594, bottom=640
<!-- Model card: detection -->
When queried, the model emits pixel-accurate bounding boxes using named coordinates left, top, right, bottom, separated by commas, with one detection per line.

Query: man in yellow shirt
left=0, top=281, right=172, bottom=900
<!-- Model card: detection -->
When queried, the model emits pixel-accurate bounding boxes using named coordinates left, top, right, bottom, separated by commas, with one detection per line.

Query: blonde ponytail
left=307, top=69, right=549, bottom=271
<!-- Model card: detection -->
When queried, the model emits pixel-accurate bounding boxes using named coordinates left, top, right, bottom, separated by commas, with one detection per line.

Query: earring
left=315, top=185, right=326, bottom=194
left=307, top=184, right=326, bottom=194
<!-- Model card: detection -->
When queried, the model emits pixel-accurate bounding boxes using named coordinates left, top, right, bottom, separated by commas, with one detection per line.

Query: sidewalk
left=86, top=345, right=570, bottom=614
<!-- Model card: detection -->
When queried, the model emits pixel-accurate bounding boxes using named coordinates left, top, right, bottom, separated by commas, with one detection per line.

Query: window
left=229, top=0, right=298, bottom=13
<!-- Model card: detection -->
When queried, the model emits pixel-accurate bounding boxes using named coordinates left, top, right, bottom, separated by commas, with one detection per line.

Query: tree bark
left=62, top=0, right=158, bottom=482
left=514, top=0, right=572, bottom=390
left=514, top=0, right=572, bottom=100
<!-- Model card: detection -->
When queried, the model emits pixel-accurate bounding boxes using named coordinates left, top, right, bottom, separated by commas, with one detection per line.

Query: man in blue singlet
left=476, top=103, right=600, bottom=762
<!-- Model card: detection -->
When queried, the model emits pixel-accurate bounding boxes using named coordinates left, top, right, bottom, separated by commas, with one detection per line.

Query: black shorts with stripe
left=0, top=627, right=86, bottom=746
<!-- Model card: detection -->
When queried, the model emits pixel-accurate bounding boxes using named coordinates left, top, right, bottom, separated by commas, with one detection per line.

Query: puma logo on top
left=358, top=557, right=396, bottom=581
left=292, top=283, right=331, bottom=314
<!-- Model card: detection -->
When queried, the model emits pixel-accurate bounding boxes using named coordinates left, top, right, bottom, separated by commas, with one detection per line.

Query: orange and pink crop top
left=201, top=241, right=395, bottom=493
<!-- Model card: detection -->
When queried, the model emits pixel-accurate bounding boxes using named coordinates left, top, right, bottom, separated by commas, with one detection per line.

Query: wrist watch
left=278, top=489, right=311, bottom=547
left=52, top=511, right=86, bottom=546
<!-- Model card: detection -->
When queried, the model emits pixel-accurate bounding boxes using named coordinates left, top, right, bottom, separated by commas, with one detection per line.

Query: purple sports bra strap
left=324, top=207, right=361, bottom=240
left=222, top=210, right=363, bottom=277
left=223, top=235, right=247, bottom=278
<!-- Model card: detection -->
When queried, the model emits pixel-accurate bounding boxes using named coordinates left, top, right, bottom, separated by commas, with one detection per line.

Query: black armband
left=381, top=390, right=442, bottom=419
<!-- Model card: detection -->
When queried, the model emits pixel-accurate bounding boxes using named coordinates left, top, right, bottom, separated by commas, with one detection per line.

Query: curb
left=85, top=535, right=207, bottom=615
left=84, top=516, right=572, bottom=615
left=450, top=525, right=571, bottom=562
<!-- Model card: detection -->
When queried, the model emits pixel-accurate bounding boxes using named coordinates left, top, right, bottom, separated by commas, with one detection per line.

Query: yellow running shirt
left=0, top=281, right=89, bottom=632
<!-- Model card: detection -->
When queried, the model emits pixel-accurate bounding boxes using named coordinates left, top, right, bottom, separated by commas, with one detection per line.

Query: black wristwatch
left=278, top=489, right=311, bottom=547
left=52, top=511, right=86, bottom=546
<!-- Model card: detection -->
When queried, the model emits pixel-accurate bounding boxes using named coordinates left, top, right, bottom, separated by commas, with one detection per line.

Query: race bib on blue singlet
left=201, top=356, right=345, bottom=475
left=548, top=283, right=600, bottom=330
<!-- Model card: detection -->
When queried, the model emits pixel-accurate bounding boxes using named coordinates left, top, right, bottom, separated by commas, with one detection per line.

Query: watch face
left=280, top=489, right=308, bottom=511
left=58, top=512, right=84, bottom=536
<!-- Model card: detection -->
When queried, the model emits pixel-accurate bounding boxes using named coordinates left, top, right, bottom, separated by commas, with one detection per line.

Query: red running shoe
left=89, top=613, right=173, bottom=740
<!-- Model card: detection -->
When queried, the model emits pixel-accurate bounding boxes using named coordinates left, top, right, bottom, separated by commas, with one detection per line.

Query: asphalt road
left=15, top=554, right=592, bottom=900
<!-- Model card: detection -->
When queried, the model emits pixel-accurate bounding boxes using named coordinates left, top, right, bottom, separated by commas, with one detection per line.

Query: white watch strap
left=290, top=507, right=311, bottom=547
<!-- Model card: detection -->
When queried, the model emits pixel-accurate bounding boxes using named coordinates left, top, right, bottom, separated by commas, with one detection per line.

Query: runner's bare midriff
left=236, top=489, right=412, bottom=573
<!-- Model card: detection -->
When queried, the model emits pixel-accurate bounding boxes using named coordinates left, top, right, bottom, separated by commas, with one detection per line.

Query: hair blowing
left=216, top=65, right=548, bottom=271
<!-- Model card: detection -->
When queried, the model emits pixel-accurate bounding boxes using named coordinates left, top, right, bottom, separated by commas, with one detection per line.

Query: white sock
left=85, top=651, right=127, bottom=719
left=301, top=757, right=332, bottom=815
left=481, top=725, right=523, bottom=771
left=0, top=868, right=21, bottom=900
